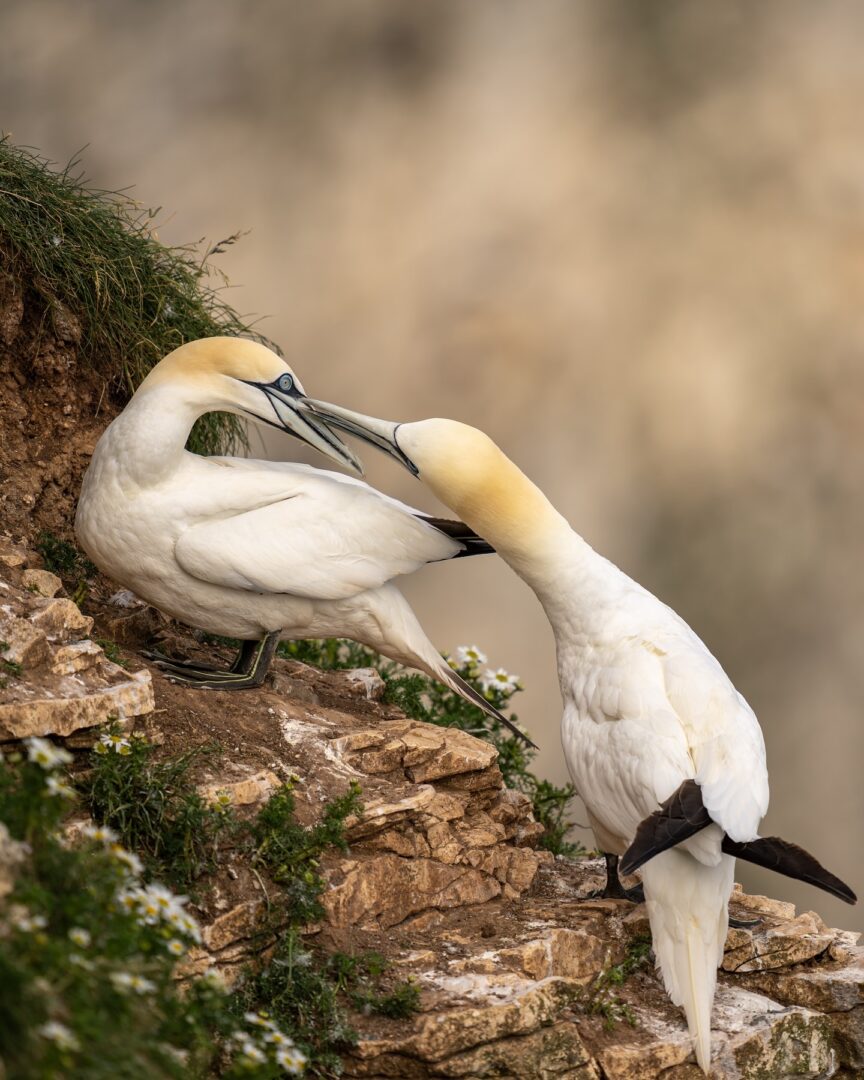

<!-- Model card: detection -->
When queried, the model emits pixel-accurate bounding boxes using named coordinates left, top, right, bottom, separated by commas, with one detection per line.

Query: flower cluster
left=110, top=971, right=157, bottom=995
left=231, top=1013, right=307, bottom=1075
left=94, top=731, right=132, bottom=755
left=448, top=646, right=521, bottom=698
left=116, top=882, right=202, bottom=944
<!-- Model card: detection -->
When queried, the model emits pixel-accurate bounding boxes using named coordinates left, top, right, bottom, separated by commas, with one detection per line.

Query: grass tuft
left=0, top=137, right=277, bottom=454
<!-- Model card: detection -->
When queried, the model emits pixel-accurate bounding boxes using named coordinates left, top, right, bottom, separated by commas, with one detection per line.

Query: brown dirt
left=0, top=271, right=119, bottom=548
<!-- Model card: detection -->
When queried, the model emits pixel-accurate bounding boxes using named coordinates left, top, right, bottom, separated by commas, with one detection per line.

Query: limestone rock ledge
left=0, top=545, right=862, bottom=1077
left=0, top=540, right=153, bottom=739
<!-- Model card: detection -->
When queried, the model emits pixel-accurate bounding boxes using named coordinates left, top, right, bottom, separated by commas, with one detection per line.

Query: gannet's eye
left=277, top=373, right=294, bottom=393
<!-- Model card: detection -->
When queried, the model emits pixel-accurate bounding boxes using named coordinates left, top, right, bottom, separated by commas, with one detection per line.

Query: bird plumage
left=302, top=404, right=855, bottom=1074
left=75, top=339, right=533, bottom=745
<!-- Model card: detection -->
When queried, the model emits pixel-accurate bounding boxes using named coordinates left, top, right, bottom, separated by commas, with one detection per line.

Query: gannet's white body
left=74, top=340, right=531, bottom=741
left=301, top=406, right=852, bottom=1071
left=362, top=420, right=766, bottom=1070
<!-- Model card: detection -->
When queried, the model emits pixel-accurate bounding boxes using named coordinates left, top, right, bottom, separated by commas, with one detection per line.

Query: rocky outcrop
left=0, top=545, right=862, bottom=1077
left=0, top=540, right=153, bottom=739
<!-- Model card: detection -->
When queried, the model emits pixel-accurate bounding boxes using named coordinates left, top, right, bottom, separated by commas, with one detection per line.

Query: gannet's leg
left=162, top=631, right=282, bottom=690
left=591, top=853, right=646, bottom=903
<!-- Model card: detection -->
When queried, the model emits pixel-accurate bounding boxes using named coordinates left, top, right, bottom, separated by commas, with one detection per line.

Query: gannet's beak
left=242, top=378, right=365, bottom=477
left=301, top=399, right=419, bottom=477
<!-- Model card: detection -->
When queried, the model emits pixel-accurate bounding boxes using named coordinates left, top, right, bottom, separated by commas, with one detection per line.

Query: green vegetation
left=278, top=639, right=582, bottom=857
left=0, top=136, right=273, bottom=455
left=251, top=780, right=361, bottom=925
left=85, top=728, right=235, bottom=891
left=35, top=531, right=97, bottom=604
left=0, top=737, right=307, bottom=1079
left=582, top=934, right=653, bottom=1030
left=75, top=724, right=416, bottom=1075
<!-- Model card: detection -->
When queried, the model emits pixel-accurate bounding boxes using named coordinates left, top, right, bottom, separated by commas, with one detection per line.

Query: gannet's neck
left=400, top=421, right=600, bottom=612
left=101, top=384, right=205, bottom=486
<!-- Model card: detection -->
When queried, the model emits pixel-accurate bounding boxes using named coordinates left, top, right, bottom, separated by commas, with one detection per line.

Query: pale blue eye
left=278, top=374, right=294, bottom=393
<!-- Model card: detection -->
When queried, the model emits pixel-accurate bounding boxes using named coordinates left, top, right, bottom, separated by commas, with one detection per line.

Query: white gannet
left=74, top=337, right=534, bottom=746
left=302, top=400, right=856, bottom=1073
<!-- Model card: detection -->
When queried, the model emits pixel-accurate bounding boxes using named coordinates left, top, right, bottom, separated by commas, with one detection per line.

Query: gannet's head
left=300, top=400, right=506, bottom=516
left=137, top=337, right=363, bottom=474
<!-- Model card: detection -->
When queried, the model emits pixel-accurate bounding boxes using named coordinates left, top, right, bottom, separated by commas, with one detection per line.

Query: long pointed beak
left=302, top=399, right=418, bottom=476
left=259, top=387, right=365, bottom=477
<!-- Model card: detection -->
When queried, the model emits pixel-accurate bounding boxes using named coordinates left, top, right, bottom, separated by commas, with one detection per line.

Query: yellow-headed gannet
left=74, top=338, right=534, bottom=746
left=302, top=400, right=856, bottom=1073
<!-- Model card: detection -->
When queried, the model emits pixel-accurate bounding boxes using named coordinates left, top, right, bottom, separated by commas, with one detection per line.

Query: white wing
left=174, top=462, right=461, bottom=601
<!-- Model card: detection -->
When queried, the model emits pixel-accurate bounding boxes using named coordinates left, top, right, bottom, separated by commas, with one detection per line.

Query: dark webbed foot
left=589, top=853, right=645, bottom=902
left=144, top=631, right=281, bottom=691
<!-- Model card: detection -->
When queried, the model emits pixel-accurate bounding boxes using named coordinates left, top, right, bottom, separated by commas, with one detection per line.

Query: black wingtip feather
left=722, top=836, right=857, bottom=905
left=421, top=516, right=496, bottom=557
left=619, top=779, right=711, bottom=876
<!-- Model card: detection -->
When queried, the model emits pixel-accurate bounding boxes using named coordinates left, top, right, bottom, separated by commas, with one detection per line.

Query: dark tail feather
left=421, top=516, right=495, bottom=557
left=619, top=779, right=711, bottom=876
left=723, top=836, right=857, bottom=905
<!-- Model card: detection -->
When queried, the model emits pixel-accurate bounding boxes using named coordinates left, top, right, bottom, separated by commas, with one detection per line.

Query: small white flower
left=14, top=912, right=47, bottom=933
left=109, top=845, right=144, bottom=877
left=50, top=234, right=62, bottom=248
left=166, top=938, right=185, bottom=956
left=38, top=1020, right=79, bottom=1051
left=212, top=790, right=233, bottom=811
left=81, top=823, right=119, bottom=845
left=238, top=1042, right=266, bottom=1065
left=162, top=302, right=175, bottom=319
left=276, top=1045, right=307, bottom=1074
left=110, top=971, right=156, bottom=994
left=46, top=775, right=76, bottom=799
left=199, top=967, right=227, bottom=991
left=264, top=1029, right=293, bottom=1046
left=25, top=737, right=72, bottom=770
left=455, top=644, right=487, bottom=667
left=68, top=927, right=91, bottom=948
left=244, top=1010, right=274, bottom=1029
left=98, top=732, right=132, bottom=755
left=69, top=953, right=95, bottom=970
left=480, top=667, right=520, bottom=694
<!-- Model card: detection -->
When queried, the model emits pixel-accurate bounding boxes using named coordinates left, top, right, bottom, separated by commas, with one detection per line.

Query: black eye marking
left=276, top=373, right=294, bottom=393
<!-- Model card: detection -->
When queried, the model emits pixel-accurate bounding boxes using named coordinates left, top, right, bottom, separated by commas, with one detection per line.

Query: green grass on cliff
left=0, top=136, right=273, bottom=454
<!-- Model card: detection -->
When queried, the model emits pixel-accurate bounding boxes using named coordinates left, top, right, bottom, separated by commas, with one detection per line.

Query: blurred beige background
left=3, top=1, right=862, bottom=929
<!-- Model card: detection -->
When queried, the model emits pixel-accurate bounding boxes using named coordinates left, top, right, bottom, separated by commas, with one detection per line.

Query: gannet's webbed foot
left=141, top=650, right=225, bottom=675
left=148, top=631, right=282, bottom=691
left=589, top=853, right=645, bottom=903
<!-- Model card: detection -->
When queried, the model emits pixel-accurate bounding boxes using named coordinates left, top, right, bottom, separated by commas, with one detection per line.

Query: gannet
left=302, top=400, right=856, bottom=1073
left=74, top=337, right=533, bottom=746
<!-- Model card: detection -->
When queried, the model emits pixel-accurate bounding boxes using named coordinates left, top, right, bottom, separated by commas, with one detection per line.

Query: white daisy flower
left=45, top=775, right=76, bottom=799
left=109, top=845, right=144, bottom=877
left=110, top=971, right=156, bottom=994
left=480, top=667, right=520, bottom=694
left=199, top=967, right=227, bottom=992
left=81, top=823, right=119, bottom=845
left=68, top=927, right=91, bottom=948
left=455, top=644, right=487, bottom=667
left=276, top=1045, right=308, bottom=1074
left=212, top=790, right=233, bottom=811
left=238, top=1043, right=266, bottom=1065
left=264, top=1029, right=292, bottom=1046
left=166, top=939, right=185, bottom=956
left=14, top=912, right=48, bottom=933
left=37, top=1021, right=79, bottom=1051
left=25, top=737, right=72, bottom=770
left=98, top=732, right=132, bottom=755
left=244, top=1011, right=274, bottom=1029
